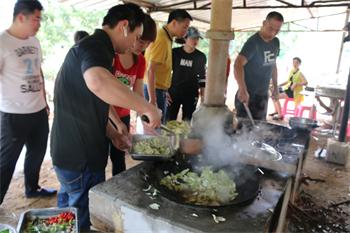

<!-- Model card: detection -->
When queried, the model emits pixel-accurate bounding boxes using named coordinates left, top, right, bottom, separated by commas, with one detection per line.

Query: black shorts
left=284, top=88, right=294, bottom=98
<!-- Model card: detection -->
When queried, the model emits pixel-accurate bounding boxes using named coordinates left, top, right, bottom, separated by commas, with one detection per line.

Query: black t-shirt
left=170, top=47, right=206, bottom=94
left=240, top=32, right=280, bottom=96
left=51, top=29, right=114, bottom=172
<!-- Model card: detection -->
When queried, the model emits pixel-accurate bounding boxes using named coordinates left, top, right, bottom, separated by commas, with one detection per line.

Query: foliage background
left=34, top=0, right=348, bottom=87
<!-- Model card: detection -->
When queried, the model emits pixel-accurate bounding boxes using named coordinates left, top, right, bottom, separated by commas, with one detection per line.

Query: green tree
left=37, top=0, right=105, bottom=80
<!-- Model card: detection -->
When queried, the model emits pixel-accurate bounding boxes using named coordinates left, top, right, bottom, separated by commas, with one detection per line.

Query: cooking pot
left=289, top=117, right=319, bottom=131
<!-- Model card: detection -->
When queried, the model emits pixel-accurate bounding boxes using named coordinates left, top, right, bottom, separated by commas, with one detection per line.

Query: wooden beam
left=275, top=0, right=297, bottom=7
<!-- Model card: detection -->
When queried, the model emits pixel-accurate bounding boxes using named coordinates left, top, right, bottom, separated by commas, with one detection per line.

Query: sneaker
left=25, top=188, right=57, bottom=198
left=268, top=112, right=278, bottom=116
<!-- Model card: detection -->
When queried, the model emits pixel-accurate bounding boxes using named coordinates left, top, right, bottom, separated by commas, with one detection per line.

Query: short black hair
left=141, top=14, right=157, bottom=42
left=74, top=30, right=89, bottom=43
left=266, top=11, right=284, bottom=22
left=13, top=0, right=43, bottom=19
left=167, top=9, right=192, bottom=24
left=102, top=3, right=145, bottom=32
left=293, top=57, right=302, bottom=64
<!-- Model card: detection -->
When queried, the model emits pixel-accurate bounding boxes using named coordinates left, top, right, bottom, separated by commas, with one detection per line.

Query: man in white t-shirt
left=0, top=0, right=56, bottom=205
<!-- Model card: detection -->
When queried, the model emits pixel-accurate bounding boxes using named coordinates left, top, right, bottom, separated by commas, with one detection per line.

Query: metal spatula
left=243, top=103, right=256, bottom=127
left=141, top=115, right=175, bottom=135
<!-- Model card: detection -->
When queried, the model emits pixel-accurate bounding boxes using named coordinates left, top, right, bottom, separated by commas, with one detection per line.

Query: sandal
left=268, top=112, right=278, bottom=116
left=272, top=115, right=284, bottom=121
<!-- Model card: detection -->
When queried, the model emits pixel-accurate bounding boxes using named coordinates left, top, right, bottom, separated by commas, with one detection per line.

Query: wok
left=147, top=154, right=261, bottom=207
left=289, top=117, right=319, bottom=131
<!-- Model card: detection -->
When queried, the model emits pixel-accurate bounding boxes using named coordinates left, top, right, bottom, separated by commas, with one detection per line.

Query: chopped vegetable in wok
left=165, top=121, right=190, bottom=135
left=133, top=137, right=171, bottom=155
left=160, top=167, right=238, bottom=205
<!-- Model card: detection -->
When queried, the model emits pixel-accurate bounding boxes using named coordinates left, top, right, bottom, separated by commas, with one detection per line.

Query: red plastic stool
left=281, top=98, right=296, bottom=117
left=295, top=104, right=316, bottom=120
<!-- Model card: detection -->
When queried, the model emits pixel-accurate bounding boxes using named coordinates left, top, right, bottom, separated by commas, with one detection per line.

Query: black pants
left=108, top=115, right=130, bottom=176
left=166, top=89, right=198, bottom=121
left=0, top=108, right=49, bottom=204
left=234, top=92, right=269, bottom=121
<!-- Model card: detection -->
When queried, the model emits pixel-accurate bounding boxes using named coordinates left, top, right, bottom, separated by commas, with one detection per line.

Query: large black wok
left=147, top=154, right=261, bottom=207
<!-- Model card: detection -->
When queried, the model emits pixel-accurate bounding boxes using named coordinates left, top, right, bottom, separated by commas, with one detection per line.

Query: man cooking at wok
left=234, top=11, right=284, bottom=120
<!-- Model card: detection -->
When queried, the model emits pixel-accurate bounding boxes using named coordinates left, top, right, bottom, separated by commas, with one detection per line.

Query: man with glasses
left=51, top=4, right=161, bottom=230
left=0, top=0, right=56, bottom=205
left=234, top=11, right=284, bottom=120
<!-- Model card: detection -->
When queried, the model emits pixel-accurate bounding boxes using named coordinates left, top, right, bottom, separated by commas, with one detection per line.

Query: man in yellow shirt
left=144, top=9, right=192, bottom=122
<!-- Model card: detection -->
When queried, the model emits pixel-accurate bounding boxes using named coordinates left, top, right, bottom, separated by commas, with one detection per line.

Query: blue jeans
left=144, top=85, right=167, bottom=123
left=54, top=166, right=105, bottom=231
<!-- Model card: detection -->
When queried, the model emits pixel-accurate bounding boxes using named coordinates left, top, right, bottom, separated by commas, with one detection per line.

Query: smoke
left=193, top=113, right=280, bottom=179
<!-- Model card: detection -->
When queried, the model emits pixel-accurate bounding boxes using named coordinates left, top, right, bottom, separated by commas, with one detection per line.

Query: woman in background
left=108, top=15, right=157, bottom=175
left=270, top=57, right=308, bottom=120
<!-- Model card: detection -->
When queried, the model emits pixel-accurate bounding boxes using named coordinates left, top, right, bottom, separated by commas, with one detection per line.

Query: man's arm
left=133, top=79, right=144, bottom=97
left=271, top=64, right=278, bottom=99
left=40, top=68, right=50, bottom=114
left=146, top=61, right=160, bottom=106
left=198, top=55, right=207, bottom=103
left=108, top=106, right=128, bottom=135
left=106, top=120, right=130, bottom=150
left=234, top=54, right=249, bottom=103
left=84, top=66, right=161, bottom=128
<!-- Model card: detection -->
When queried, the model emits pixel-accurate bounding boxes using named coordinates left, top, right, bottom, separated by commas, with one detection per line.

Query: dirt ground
left=1, top=122, right=349, bottom=232
left=0, top=155, right=140, bottom=229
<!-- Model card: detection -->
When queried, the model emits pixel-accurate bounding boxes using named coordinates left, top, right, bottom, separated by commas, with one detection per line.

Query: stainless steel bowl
left=251, top=141, right=282, bottom=161
left=130, top=134, right=176, bottom=161
left=0, top=224, right=16, bottom=233
left=16, top=207, right=78, bottom=233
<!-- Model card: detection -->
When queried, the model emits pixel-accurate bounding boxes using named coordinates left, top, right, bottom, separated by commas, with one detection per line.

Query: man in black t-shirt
left=167, top=27, right=206, bottom=121
left=51, top=4, right=161, bottom=231
left=234, top=11, right=284, bottom=120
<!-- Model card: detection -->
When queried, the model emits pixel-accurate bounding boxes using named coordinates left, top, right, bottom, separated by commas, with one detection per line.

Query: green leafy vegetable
left=160, top=167, right=238, bottom=205
left=133, top=137, right=171, bottom=155
left=165, top=121, right=190, bottom=135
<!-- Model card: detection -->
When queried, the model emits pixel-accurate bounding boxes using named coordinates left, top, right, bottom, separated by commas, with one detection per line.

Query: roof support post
left=336, top=8, right=349, bottom=74
left=204, top=0, right=234, bottom=105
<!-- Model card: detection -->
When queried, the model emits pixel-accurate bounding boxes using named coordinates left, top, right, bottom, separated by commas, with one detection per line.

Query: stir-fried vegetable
left=165, top=121, right=190, bottom=135
left=133, top=137, right=171, bottom=155
left=160, top=167, right=238, bottom=205
left=25, top=211, right=76, bottom=233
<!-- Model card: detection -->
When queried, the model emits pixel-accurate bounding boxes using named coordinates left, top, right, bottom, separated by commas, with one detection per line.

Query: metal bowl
left=289, top=117, right=318, bottom=131
left=16, top=207, right=78, bottom=233
left=251, top=141, right=282, bottom=161
left=0, top=224, right=16, bottom=233
left=130, top=134, right=176, bottom=161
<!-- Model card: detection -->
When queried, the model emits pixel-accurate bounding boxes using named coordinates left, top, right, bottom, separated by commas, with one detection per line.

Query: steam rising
left=192, top=113, right=281, bottom=179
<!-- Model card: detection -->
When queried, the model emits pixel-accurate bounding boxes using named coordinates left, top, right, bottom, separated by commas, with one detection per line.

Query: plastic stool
left=295, top=104, right=316, bottom=120
left=281, top=98, right=296, bottom=117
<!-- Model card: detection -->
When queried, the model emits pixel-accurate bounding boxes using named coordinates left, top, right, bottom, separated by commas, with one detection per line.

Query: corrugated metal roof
left=58, top=0, right=350, bottom=31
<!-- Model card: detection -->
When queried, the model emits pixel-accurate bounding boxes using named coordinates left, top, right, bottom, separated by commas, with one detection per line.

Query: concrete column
left=204, top=0, right=233, bottom=105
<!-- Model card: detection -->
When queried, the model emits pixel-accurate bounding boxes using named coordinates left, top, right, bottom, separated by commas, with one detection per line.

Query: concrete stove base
left=89, top=163, right=289, bottom=233
left=89, top=124, right=310, bottom=233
